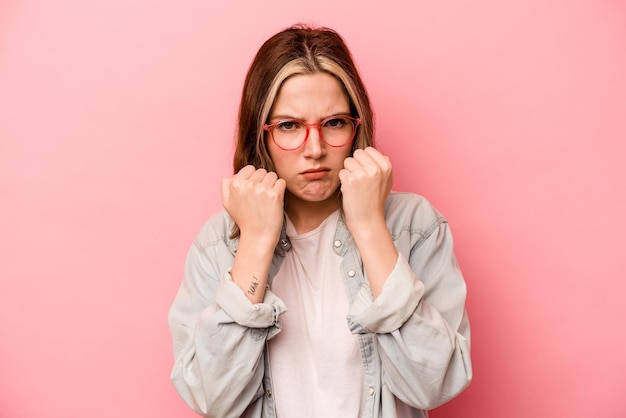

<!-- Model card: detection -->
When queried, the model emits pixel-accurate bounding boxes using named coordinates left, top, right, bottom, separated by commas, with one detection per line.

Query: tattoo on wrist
left=247, top=276, right=259, bottom=295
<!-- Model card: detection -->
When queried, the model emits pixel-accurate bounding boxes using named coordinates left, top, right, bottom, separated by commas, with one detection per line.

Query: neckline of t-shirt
left=285, top=209, right=341, bottom=240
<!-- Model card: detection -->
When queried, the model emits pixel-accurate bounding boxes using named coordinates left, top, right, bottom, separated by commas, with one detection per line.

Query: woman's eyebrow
left=269, top=114, right=299, bottom=121
left=269, top=111, right=352, bottom=121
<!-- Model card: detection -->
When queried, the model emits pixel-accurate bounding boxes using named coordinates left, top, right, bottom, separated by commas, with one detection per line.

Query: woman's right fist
left=221, top=165, right=286, bottom=243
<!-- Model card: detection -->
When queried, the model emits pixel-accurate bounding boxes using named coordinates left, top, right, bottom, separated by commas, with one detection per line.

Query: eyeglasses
left=263, top=115, right=361, bottom=151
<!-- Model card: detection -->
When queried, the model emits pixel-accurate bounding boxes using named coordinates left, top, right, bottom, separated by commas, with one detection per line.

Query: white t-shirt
left=268, top=210, right=364, bottom=417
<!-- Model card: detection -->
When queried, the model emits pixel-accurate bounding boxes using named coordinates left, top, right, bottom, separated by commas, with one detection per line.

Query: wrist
left=238, top=230, right=281, bottom=251
left=345, top=215, right=387, bottom=240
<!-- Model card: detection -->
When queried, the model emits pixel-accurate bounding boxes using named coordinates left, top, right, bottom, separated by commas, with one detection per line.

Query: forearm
left=230, top=234, right=276, bottom=303
left=348, top=218, right=398, bottom=298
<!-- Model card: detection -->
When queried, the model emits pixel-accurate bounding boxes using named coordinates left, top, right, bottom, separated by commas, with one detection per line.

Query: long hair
left=233, top=24, right=375, bottom=173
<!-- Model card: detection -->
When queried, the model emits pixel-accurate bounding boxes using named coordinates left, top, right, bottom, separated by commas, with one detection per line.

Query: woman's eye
left=324, top=117, right=347, bottom=128
left=277, top=121, right=300, bottom=131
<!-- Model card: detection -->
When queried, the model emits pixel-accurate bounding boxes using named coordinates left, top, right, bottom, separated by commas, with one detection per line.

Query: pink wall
left=1, top=1, right=625, bottom=417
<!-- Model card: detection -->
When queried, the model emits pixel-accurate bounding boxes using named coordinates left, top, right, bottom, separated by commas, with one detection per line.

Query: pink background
left=1, top=1, right=625, bottom=417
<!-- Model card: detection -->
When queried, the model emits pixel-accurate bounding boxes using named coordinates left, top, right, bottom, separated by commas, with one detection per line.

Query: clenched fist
left=221, top=165, right=286, bottom=245
left=339, top=147, right=393, bottom=229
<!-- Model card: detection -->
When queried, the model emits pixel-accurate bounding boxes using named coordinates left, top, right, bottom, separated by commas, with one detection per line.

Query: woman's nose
left=303, top=126, right=325, bottom=158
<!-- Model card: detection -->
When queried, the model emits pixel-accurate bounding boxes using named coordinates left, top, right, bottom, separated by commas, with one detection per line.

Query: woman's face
left=267, top=72, right=353, bottom=207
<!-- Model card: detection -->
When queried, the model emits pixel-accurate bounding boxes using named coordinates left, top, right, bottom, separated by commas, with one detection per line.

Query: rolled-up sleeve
left=347, top=213, right=472, bottom=410
left=168, top=221, right=286, bottom=418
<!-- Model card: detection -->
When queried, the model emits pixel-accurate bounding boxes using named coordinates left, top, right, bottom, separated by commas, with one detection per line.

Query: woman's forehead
left=271, top=73, right=350, bottom=118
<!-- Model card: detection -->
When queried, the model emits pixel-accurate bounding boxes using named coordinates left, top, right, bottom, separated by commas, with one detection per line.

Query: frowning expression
left=267, top=72, right=353, bottom=205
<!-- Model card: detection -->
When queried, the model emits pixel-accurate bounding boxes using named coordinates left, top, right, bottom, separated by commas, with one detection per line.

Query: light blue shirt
left=169, top=192, right=472, bottom=417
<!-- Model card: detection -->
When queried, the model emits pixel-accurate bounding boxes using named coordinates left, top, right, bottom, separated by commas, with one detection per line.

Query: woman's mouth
left=301, top=168, right=330, bottom=180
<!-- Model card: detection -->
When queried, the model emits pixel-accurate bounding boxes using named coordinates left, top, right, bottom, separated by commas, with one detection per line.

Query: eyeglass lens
left=271, top=116, right=356, bottom=150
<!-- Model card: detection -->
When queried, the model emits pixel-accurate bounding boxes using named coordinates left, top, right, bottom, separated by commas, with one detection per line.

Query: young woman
left=169, top=24, right=472, bottom=418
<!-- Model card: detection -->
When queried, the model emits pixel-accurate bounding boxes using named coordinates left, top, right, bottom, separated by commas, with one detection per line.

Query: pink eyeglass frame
left=263, top=115, right=362, bottom=151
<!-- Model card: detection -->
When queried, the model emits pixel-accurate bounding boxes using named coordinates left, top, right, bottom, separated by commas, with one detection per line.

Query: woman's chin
left=289, top=183, right=340, bottom=203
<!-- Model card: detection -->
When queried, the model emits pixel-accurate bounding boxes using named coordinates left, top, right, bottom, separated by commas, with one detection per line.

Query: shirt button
left=280, top=239, right=288, bottom=247
left=266, top=390, right=272, bottom=398
left=333, top=240, right=342, bottom=248
left=347, top=269, right=356, bottom=277
left=369, top=387, right=375, bottom=396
